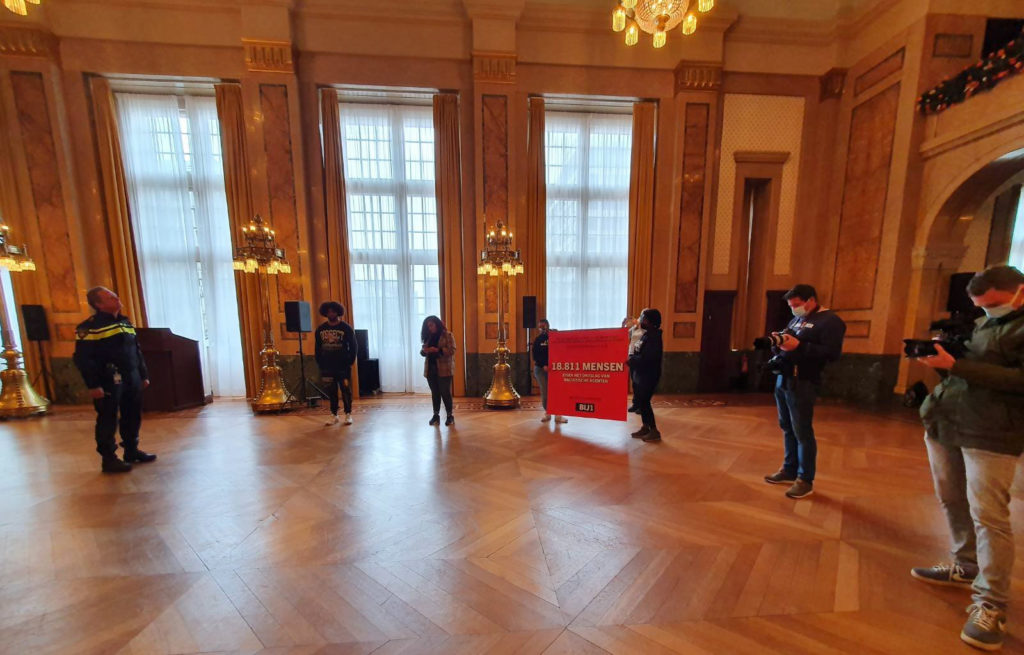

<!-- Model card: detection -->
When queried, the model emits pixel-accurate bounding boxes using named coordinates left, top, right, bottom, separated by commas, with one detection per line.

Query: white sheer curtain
left=339, top=102, right=440, bottom=393
left=1, top=268, right=22, bottom=355
left=545, top=111, right=632, bottom=331
left=116, top=92, right=245, bottom=397
left=1010, top=191, right=1024, bottom=270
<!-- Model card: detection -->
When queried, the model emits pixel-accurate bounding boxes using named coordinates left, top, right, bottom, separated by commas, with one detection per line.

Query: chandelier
left=477, top=219, right=523, bottom=408
left=232, top=214, right=291, bottom=275
left=3, top=0, right=41, bottom=16
left=612, top=0, right=714, bottom=48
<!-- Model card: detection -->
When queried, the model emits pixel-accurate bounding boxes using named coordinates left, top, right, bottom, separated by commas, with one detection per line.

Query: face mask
left=983, top=288, right=1023, bottom=319
left=791, top=305, right=808, bottom=318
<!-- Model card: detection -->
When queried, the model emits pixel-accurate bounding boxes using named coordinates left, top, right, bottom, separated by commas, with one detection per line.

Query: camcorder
left=902, top=315, right=975, bottom=359
left=753, top=332, right=794, bottom=376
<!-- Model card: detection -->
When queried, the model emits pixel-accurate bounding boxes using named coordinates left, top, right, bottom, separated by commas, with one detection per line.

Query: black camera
left=763, top=354, right=794, bottom=376
left=902, top=314, right=976, bottom=359
left=753, top=333, right=785, bottom=350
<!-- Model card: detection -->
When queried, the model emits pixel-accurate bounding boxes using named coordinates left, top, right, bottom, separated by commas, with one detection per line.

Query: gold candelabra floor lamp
left=478, top=220, right=523, bottom=409
left=0, top=222, right=48, bottom=418
left=232, top=214, right=296, bottom=413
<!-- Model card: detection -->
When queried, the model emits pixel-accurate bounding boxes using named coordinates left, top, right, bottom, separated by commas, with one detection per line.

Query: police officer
left=73, top=286, right=156, bottom=473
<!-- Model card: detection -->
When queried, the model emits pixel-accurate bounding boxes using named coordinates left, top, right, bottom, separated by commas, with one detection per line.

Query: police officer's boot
left=123, top=448, right=157, bottom=464
left=101, top=456, right=132, bottom=473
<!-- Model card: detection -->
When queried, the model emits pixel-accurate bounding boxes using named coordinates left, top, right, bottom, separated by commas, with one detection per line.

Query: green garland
left=918, top=30, right=1024, bottom=114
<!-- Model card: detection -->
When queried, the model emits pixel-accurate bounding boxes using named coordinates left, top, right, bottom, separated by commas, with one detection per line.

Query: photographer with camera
left=911, top=265, right=1024, bottom=652
left=761, top=284, right=846, bottom=499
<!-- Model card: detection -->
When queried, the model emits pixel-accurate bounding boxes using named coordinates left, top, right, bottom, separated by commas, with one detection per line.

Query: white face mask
left=983, top=288, right=1023, bottom=320
left=791, top=305, right=808, bottom=318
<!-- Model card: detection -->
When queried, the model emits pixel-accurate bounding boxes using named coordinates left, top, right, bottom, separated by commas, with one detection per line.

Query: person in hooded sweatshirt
left=628, top=308, right=663, bottom=443
left=315, top=301, right=358, bottom=426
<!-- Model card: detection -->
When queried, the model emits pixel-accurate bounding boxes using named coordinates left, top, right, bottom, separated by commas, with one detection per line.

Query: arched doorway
left=898, top=146, right=1024, bottom=392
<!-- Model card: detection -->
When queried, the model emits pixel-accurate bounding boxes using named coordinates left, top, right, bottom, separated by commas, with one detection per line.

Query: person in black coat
left=627, top=308, right=663, bottom=443
left=315, top=301, right=358, bottom=426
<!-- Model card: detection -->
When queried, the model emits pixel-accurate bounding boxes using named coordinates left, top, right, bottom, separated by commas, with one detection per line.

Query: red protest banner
left=547, top=328, right=629, bottom=421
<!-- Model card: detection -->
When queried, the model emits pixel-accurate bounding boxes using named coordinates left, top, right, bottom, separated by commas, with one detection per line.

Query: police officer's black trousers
left=93, top=372, right=143, bottom=457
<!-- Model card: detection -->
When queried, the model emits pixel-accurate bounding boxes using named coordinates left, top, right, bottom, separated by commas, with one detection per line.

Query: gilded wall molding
left=473, top=51, right=516, bottom=84
left=243, top=39, right=294, bottom=73
left=674, top=63, right=722, bottom=93
left=0, top=26, right=57, bottom=59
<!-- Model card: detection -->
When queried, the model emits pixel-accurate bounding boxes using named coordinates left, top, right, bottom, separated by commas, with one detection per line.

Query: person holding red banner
left=628, top=308, right=663, bottom=443
left=532, top=319, right=567, bottom=424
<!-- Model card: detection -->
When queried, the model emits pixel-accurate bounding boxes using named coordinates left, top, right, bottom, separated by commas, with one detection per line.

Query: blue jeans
left=775, top=376, right=818, bottom=483
left=533, top=365, right=548, bottom=411
left=925, top=434, right=1019, bottom=608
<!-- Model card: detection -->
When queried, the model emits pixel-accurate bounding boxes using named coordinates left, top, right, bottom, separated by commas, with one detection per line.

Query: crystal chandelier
left=232, top=214, right=292, bottom=275
left=612, top=0, right=714, bottom=48
left=3, top=0, right=41, bottom=16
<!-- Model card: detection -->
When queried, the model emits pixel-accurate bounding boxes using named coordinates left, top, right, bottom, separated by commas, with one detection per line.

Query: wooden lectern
left=136, top=327, right=207, bottom=412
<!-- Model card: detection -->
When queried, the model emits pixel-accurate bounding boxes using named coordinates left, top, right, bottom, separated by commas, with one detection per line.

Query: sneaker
left=445, top=415, right=455, bottom=426
left=429, top=415, right=441, bottom=426
left=631, top=426, right=651, bottom=439
left=911, top=562, right=978, bottom=588
left=961, top=602, right=1006, bottom=651
left=123, top=449, right=157, bottom=464
left=627, top=404, right=637, bottom=413
left=541, top=414, right=552, bottom=422
left=101, top=456, right=132, bottom=474
left=554, top=416, right=568, bottom=424
left=785, top=478, right=814, bottom=499
left=344, top=414, right=353, bottom=425
left=641, top=429, right=661, bottom=443
left=764, top=469, right=798, bottom=485
left=325, top=414, right=339, bottom=426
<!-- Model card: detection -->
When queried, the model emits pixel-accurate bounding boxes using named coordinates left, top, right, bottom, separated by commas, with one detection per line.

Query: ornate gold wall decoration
left=473, top=52, right=516, bottom=84
left=0, top=26, right=56, bottom=58
left=674, top=63, right=722, bottom=92
left=243, top=39, right=294, bottom=73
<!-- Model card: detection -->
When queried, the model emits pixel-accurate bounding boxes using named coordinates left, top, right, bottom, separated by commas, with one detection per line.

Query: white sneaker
left=541, top=414, right=552, bottom=422
left=325, top=414, right=339, bottom=426
left=555, top=416, right=568, bottom=424
left=344, top=414, right=353, bottom=425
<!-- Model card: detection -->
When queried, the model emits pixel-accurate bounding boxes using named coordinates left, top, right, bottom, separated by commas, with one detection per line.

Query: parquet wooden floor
left=2, top=395, right=1024, bottom=654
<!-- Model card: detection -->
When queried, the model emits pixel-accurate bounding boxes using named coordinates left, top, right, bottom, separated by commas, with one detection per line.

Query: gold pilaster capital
left=243, top=39, right=294, bottom=73
left=674, top=62, right=721, bottom=93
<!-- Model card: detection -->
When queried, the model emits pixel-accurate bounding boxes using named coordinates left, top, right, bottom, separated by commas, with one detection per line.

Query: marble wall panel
left=832, top=83, right=901, bottom=310
left=10, top=72, right=78, bottom=313
left=259, top=84, right=303, bottom=304
left=674, top=103, right=709, bottom=313
left=481, top=94, right=508, bottom=225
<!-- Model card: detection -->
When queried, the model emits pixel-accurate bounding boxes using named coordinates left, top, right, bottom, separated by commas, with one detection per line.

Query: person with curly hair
left=420, top=315, right=457, bottom=426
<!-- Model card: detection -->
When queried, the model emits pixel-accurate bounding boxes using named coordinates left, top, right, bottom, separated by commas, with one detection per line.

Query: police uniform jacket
left=73, top=312, right=149, bottom=389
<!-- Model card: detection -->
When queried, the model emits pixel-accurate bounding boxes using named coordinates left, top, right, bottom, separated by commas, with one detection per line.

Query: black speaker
left=522, top=296, right=537, bottom=329
left=947, top=273, right=978, bottom=315
left=358, top=358, right=380, bottom=396
left=354, top=329, right=369, bottom=361
left=20, top=304, right=49, bottom=341
left=284, top=300, right=312, bottom=333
